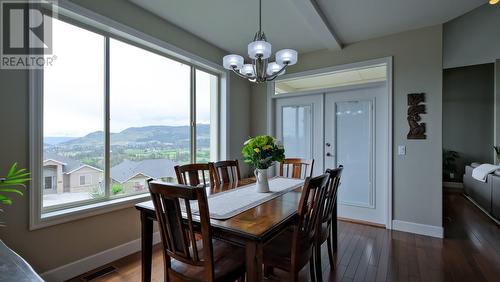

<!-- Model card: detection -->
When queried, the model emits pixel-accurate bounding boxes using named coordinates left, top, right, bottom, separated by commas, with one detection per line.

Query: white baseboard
left=392, top=220, right=443, bottom=238
left=41, top=232, right=161, bottom=282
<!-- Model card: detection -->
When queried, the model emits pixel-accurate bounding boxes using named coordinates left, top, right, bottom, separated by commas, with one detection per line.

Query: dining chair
left=212, top=160, right=241, bottom=184
left=148, top=180, right=246, bottom=282
left=175, top=163, right=216, bottom=188
left=262, top=173, right=329, bottom=282
left=312, top=165, right=343, bottom=281
left=279, top=158, right=315, bottom=179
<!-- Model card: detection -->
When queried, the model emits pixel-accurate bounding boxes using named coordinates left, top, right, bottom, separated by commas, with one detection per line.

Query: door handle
left=326, top=152, right=332, bottom=157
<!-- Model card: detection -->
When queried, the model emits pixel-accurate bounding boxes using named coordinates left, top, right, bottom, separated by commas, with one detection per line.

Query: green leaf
left=5, top=173, right=31, bottom=180
left=6, top=163, right=17, bottom=178
left=0, top=188, right=23, bottom=196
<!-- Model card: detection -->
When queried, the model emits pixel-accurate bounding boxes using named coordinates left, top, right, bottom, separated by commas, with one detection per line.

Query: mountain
left=56, top=124, right=210, bottom=147
left=43, top=136, right=77, bottom=145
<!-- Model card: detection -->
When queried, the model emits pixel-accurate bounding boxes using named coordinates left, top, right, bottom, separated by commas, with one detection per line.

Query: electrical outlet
left=398, top=145, right=406, bottom=156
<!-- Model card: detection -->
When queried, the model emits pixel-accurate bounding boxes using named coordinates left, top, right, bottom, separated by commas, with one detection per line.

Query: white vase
left=254, top=168, right=270, bottom=193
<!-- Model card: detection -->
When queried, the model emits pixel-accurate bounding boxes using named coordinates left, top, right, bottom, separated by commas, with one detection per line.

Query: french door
left=275, top=84, right=389, bottom=226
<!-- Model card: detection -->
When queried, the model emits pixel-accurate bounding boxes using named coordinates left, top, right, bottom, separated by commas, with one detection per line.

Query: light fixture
left=222, top=0, right=298, bottom=83
left=490, top=0, right=499, bottom=5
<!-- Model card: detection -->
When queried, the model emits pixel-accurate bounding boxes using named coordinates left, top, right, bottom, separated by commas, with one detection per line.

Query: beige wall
left=68, top=166, right=102, bottom=193
left=251, top=25, right=443, bottom=227
left=0, top=0, right=250, bottom=274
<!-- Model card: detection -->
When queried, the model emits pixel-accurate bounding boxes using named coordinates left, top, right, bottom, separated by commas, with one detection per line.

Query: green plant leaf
left=0, top=188, right=23, bottom=196
left=6, top=163, right=17, bottom=178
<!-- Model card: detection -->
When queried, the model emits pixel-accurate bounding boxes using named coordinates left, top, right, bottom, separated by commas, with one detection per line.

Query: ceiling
left=129, top=0, right=486, bottom=55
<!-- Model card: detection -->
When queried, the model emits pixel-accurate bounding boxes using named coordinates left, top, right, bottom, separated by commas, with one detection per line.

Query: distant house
left=43, top=152, right=103, bottom=194
left=110, top=159, right=178, bottom=193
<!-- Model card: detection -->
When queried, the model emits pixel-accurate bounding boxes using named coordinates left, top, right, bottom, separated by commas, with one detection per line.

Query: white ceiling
left=130, top=0, right=486, bottom=55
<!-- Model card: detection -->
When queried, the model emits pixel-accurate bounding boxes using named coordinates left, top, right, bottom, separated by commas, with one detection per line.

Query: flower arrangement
left=242, top=135, right=285, bottom=169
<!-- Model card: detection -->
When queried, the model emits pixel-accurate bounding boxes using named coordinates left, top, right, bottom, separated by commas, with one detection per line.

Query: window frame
left=29, top=2, right=229, bottom=230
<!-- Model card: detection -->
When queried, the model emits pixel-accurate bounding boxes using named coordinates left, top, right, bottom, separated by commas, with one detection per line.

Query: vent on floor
left=80, top=265, right=117, bottom=281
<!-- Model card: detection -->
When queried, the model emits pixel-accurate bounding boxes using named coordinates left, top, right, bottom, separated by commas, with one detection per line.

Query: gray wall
left=251, top=25, right=443, bottom=227
left=443, top=4, right=500, bottom=69
left=0, top=0, right=250, bottom=273
left=496, top=60, right=500, bottom=151
left=443, top=64, right=494, bottom=179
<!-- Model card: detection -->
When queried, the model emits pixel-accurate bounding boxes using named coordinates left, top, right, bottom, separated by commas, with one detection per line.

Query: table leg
left=141, top=211, right=153, bottom=282
left=245, top=241, right=263, bottom=282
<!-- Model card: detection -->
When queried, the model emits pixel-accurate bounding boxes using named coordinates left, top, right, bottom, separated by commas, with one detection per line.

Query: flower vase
left=254, top=168, right=270, bottom=193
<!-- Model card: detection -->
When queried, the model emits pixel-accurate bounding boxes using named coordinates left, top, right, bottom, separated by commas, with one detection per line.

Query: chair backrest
left=294, top=174, right=329, bottom=249
left=148, top=180, right=215, bottom=279
left=279, top=158, right=314, bottom=179
left=321, top=166, right=343, bottom=224
left=175, top=163, right=215, bottom=188
left=212, top=160, right=241, bottom=184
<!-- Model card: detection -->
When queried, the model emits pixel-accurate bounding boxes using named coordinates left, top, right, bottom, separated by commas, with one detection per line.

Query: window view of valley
left=42, top=18, right=216, bottom=209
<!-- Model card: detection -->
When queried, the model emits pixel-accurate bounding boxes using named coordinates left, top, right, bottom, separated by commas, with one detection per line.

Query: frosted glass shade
left=276, top=49, right=298, bottom=66
left=239, top=64, right=255, bottom=76
left=248, top=40, right=272, bottom=59
left=222, top=54, right=244, bottom=70
left=267, top=62, right=284, bottom=76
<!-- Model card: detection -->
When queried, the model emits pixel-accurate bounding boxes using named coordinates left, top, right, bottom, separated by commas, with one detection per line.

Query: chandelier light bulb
left=276, top=49, right=298, bottom=66
left=223, top=54, right=244, bottom=70
left=248, top=40, right=272, bottom=59
left=267, top=62, right=284, bottom=76
left=239, top=64, right=255, bottom=77
left=489, top=0, right=499, bottom=5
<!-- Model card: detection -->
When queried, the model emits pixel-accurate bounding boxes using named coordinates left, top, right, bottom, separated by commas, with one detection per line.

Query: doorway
left=271, top=59, right=392, bottom=227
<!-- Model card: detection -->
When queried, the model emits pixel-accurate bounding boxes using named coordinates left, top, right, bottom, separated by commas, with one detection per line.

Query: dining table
left=135, top=177, right=306, bottom=282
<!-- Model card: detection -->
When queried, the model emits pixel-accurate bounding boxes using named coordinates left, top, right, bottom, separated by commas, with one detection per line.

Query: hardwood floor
left=69, top=193, right=500, bottom=282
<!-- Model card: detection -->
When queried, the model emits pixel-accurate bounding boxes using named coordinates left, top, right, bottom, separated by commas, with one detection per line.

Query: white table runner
left=191, top=177, right=304, bottom=220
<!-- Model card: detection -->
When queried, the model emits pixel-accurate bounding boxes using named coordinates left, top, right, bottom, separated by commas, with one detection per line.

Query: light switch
left=398, top=145, right=406, bottom=155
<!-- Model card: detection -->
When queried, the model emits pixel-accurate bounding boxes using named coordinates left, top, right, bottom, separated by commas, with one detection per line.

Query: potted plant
left=242, top=135, right=285, bottom=193
left=0, top=163, right=30, bottom=227
left=442, top=150, right=459, bottom=182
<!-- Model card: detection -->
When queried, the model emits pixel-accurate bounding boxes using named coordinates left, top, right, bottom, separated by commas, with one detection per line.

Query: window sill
left=31, top=194, right=151, bottom=230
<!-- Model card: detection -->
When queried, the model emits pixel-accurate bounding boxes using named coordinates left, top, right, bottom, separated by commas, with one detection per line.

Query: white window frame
left=79, top=174, right=91, bottom=186
left=29, top=1, right=230, bottom=230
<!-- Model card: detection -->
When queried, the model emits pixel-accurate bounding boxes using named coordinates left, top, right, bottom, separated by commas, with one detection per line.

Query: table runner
left=191, top=177, right=304, bottom=220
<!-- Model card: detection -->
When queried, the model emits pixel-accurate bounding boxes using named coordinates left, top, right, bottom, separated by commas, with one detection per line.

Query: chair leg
left=326, top=229, right=334, bottom=269
left=309, top=256, right=316, bottom=282
left=315, top=243, right=323, bottom=282
left=263, top=265, right=274, bottom=278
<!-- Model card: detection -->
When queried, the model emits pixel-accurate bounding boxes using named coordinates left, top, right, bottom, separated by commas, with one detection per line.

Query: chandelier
left=222, top=0, right=298, bottom=83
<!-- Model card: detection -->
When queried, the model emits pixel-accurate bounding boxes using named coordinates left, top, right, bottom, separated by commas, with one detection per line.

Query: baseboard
left=392, top=220, right=443, bottom=238
left=443, top=181, right=463, bottom=190
left=40, top=232, right=161, bottom=282
left=463, top=194, right=500, bottom=225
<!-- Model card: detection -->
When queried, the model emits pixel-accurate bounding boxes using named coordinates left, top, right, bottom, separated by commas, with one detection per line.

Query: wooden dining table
left=135, top=177, right=305, bottom=282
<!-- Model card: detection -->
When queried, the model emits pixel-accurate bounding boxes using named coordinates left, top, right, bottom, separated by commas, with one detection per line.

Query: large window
left=39, top=17, right=220, bottom=213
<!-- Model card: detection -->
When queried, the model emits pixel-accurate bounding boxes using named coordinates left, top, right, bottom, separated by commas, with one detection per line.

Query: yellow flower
left=254, top=148, right=260, bottom=153
left=263, top=145, right=271, bottom=150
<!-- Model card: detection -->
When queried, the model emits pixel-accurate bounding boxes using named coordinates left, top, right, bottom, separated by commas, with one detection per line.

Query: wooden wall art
left=407, top=93, right=426, bottom=139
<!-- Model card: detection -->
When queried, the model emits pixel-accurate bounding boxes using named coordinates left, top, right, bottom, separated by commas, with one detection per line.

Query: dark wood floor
left=70, top=193, right=500, bottom=282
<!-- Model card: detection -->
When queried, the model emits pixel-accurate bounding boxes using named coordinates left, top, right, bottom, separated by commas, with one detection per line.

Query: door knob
left=326, top=152, right=332, bottom=157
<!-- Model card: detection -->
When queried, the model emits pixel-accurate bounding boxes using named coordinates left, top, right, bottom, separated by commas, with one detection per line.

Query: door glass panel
left=282, top=105, right=312, bottom=159
left=336, top=100, right=372, bottom=207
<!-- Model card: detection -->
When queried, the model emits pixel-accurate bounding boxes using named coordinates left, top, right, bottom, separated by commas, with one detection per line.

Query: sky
left=43, top=18, right=213, bottom=137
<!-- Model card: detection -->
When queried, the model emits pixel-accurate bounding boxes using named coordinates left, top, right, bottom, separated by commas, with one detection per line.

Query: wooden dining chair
left=148, top=180, right=246, bottom=282
left=212, top=160, right=241, bottom=184
left=175, top=163, right=216, bottom=188
left=279, top=158, right=315, bottom=179
left=262, top=173, right=329, bottom=282
left=312, top=165, right=343, bottom=282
